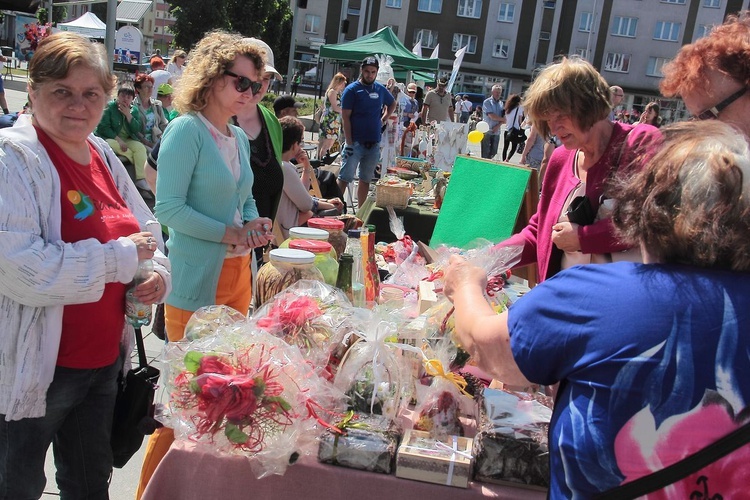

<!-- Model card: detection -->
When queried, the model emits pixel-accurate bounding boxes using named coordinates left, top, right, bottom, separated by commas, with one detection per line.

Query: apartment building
left=297, top=0, right=750, bottom=120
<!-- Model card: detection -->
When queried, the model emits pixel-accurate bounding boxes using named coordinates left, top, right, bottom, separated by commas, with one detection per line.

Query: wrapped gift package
left=396, top=429, right=473, bottom=488
left=318, top=415, right=400, bottom=474
left=472, top=388, right=552, bottom=490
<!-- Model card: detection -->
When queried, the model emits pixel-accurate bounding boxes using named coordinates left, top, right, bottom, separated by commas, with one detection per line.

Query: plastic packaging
left=125, top=259, right=153, bottom=327
left=184, top=304, right=246, bottom=341
left=161, top=324, right=347, bottom=479
left=289, top=239, right=339, bottom=286
left=250, top=280, right=355, bottom=378
left=333, top=315, right=410, bottom=422
left=253, top=249, right=324, bottom=309
left=308, top=218, right=347, bottom=259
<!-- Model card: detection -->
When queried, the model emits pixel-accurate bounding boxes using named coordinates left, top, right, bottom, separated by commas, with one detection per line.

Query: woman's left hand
left=132, top=271, right=164, bottom=305
left=443, top=255, right=487, bottom=302
left=552, top=221, right=582, bottom=252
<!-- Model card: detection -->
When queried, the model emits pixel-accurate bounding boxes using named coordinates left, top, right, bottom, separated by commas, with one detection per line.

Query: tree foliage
left=167, top=0, right=292, bottom=74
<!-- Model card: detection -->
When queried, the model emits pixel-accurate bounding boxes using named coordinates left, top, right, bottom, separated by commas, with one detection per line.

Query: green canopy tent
left=319, top=27, right=439, bottom=74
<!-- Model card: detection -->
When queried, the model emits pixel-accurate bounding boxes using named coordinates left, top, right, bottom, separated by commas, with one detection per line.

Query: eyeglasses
left=694, top=87, right=747, bottom=120
left=408, top=90, right=416, bottom=94
left=223, top=70, right=263, bottom=95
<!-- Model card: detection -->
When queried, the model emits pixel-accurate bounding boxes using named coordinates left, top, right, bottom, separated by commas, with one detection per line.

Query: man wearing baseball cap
left=421, top=76, right=454, bottom=123
left=273, top=95, right=304, bottom=118
left=337, top=56, right=396, bottom=208
left=402, top=82, right=420, bottom=127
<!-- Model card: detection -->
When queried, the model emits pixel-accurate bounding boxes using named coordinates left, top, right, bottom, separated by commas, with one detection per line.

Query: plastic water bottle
left=125, top=259, right=153, bottom=327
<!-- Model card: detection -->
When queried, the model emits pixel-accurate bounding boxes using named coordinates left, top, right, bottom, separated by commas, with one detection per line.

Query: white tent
left=59, top=12, right=106, bottom=40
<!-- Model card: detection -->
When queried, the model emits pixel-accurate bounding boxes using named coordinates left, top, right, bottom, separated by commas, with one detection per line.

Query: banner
left=446, top=45, right=467, bottom=94
left=114, top=25, right=143, bottom=65
left=430, top=44, right=440, bottom=60
left=15, top=15, right=39, bottom=61
left=412, top=33, right=422, bottom=58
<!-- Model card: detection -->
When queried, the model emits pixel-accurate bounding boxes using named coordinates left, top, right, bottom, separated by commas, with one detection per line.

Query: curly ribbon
left=334, top=410, right=371, bottom=433
left=423, top=358, right=471, bottom=397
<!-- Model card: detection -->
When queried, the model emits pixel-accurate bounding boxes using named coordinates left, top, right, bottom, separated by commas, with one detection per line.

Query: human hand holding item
left=551, top=221, right=581, bottom=252
left=443, top=255, right=487, bottom=302
left=129, top=231, right=157, bottom=261
left=243, top=217, right=275, bottom=248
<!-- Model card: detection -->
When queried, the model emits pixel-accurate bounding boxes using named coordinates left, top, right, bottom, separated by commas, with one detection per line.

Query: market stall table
left=142, top=441, right=546, bottom=500
left=364, top=204, right=438, bottom=244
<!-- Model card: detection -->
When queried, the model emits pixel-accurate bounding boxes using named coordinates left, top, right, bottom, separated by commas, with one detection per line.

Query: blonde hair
left=612, top=120, right=750, bottom=270
left=523, top=56, right=611, bottom=138
left=327, top=72, right=347, bottom=92
left=28, top=32, right=115, bottom=96
left=173, top=31, right=265, bottom=114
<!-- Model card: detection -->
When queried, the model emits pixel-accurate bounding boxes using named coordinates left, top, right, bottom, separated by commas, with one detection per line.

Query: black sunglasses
left=694, top=87, right=747, bottom=121
left=223, top=70, right=263, bottom=96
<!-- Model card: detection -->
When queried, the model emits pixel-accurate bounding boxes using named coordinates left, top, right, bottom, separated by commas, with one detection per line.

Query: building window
left=539, top=31, right=550, bottom=41
left=703, top=0, right=720, bottom=7
left=661, top=0, right=685, bottom=3
left=457, top=0, right=482, bottom=18
left=498, top=2, right=515, bottom=22
left=452, top=33, right=478, bottom=54
left=347, top=7, right=360, bottom=15
left=654, top=21, right=680, bottom=41
left=492, top=38, right=510, bottom=58
left=543, top=1, right=556, bottom=8
left=575, top=47, right=588, bottom=58
left=386, top=0, right=402, bottom=7
left=604, top=52, right=631, bottom=73
left=303, top=15, right=320, bottom=33
left=696, top=24, right=711, bottom=38
left=611, top=16, right=638, bottom=37
left=414, top=29, right=438, bottom=49
left=418, top=0, right=442, bottom=13
left=579, top=12, right=593, bottom=32
left=646, top=56, right=669, bottom=76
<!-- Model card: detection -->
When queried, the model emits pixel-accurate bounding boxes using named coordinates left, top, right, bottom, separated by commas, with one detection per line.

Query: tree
left=166, top=0, right=292, bottom=72
left=36, top=5, right=67, bottom=24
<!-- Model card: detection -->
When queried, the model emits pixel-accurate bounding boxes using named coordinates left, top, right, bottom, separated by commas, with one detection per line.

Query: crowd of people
left=1, top=10, right=749, bottom=499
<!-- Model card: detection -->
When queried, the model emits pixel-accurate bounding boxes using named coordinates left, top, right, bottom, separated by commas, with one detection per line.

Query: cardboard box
left=396, top=429, right=473, bottom=488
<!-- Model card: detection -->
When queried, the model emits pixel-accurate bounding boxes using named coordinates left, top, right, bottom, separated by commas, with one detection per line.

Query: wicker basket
left=375, top=183, right=412, bottom=209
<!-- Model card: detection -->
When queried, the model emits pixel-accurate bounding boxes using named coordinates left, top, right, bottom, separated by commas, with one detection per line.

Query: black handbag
left=110, top=327, right=162, bottom=468
left=565, top=195, right=596, bottom=226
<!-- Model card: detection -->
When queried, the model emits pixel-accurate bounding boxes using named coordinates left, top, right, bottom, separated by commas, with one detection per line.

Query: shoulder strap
left=134, top=327, right=149, bottom=369
left=596, top=419, right=750, bottom=500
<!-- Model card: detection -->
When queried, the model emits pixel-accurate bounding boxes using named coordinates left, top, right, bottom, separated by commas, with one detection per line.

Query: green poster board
left=431, top=155, right=532, bottom=248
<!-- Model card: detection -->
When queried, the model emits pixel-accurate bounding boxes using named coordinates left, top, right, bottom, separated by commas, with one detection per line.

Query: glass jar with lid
left=307, top=218, right=347, bottom=259
left=279, top=227, right=337, bottom=259
left=289, top=239, right=339, bottom=286
left=253, top=248, right=324, bottom=309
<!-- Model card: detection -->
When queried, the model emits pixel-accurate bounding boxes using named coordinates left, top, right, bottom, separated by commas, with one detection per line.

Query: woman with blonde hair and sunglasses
left=139, top=30, right=274, bottom=497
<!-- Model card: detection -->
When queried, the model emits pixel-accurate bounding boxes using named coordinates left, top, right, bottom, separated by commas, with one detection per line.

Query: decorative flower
left=256, top=294, right=330, bottom=356
left=173, top=348, right=293, bottom=451
left=613, top=392, right=750, bottom=498
left=23, top=22, right=51, bottom=52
